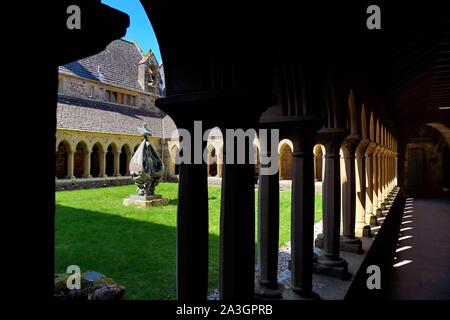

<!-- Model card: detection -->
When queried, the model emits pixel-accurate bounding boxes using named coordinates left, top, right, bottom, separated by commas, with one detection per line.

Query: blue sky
left=101, top=0, right=162, bottom=63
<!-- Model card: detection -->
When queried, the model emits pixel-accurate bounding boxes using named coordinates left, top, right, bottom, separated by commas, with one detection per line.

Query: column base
left=314, top=255, right=349, bottom=280
left=340, top=236, right=363, bottom=254
left=255, top=282, right=284, bottom=299
left=282, top=288, right=321, bottom=300
left=376, top=208, right=384, bottom=217
left=369, top=215, right=378, bottom=226
left=315, top=234, right=363, bottom=254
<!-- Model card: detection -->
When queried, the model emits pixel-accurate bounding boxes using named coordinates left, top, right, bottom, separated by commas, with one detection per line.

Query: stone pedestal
left=123, top=194, right=169, bottom=208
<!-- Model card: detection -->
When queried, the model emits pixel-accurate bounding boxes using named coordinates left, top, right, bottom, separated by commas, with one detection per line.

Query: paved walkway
left=385, top=197, right=450, bottom=299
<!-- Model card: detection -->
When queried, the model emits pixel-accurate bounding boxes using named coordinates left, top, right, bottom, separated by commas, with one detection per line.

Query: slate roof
left=59, top=39, right=145, bottom=91
left=57, top=95, right=164, bottom=137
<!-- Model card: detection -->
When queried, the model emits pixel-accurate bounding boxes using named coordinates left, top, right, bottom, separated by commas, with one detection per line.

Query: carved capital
left=341, top=135, right=361, bottom=158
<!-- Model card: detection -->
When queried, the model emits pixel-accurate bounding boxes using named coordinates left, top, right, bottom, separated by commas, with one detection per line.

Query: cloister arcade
left=50, top=0, right=450, bottom=301
left=55, top=130, right=145, bottom=180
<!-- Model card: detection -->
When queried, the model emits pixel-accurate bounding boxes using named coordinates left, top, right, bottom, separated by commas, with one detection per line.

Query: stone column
left=365, top=144, right=377, bottom=225
left=355, top=141, right=368, bottom=236
left=66, top=150, right=75, bottom=179
left=83, top=151, right=92, bottom=178
left=385, top=153, right=389, bottom=195
left=316, top=129, right=348, bottom=278
left=114, top=151, right=120, bottom=176
left=256, top=141, right=283, bottom=298
left=372, top=146, right=380, bottom=214
left=340, top=136, right=362, bottom=253
left=126, top=153, right=131, bottom=176
left=284, top=127, right=320, bottom=299
left=176, top=138, right=209, bottom=300
left=220, top=126, right=257, bottom=300
left=377, top=147, right=385, bottom=209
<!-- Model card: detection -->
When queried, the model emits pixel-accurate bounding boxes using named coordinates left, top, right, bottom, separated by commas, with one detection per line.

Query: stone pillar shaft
left=176, top=138, right=209, bottom=300
left=372, top=151, right=379, bottom=210
left=257, top=146, right=281, bottom=293
left=83, top=151, right=91, bottom=178
left=220, top=131, right=256, bottom=300
left=290, top=133, right=316, bottom=294
left=355, top=148, right=367, bottom=235
left=341, top=138, right=359, bottom=239
left=126, top=153, right=131, bottom=176
left=320, top=130, right=347, bottom=262
left=364, top=146, right=375, bottom=224
left=100, top=152, right=106, bottom=177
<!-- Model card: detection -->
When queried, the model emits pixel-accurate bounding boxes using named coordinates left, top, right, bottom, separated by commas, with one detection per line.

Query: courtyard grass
left=55, top=182, right=322, bottom=299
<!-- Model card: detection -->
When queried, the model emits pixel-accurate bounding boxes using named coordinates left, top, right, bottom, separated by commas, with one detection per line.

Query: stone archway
left=91, top=143, right=102, bottom=177
left=74, top=142, right=87, bottom=178
left=105, top=144, right=116, bottom=177
left=314, top=145, right=324, bottom=182
left=56, top=141, right=70, bottom=179
left=279, top=143, right=292, bottom=180
left=208, top=147, right=217, bottom=177
left=120, top=144, right=130, bottom=176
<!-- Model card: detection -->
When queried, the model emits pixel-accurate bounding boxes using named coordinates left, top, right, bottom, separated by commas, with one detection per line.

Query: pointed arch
left=279, top=142, right=293, bottom=180
left=74, top=141, right=88, bottom=178
left=55, top=140, right=71, bottom=179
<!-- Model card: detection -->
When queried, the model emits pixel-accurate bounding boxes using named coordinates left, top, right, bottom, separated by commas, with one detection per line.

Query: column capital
left=355, top=139, right=370, bottom=158
left=317, top=128, right=348, bottom=156
left=364, top=141, right=377, bottom=157
left=373, top=144, right=383, bottom=157
left=341, top=135, right=361, bottom=158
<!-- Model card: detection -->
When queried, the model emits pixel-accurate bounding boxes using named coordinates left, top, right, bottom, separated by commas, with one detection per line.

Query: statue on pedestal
left=129, top=124, right=164, bottom=196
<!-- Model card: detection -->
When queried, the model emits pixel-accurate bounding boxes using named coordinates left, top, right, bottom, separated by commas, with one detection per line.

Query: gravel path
left=208, top=177, right=323, bottom=194
left=207, top=220, right=323, bottom=300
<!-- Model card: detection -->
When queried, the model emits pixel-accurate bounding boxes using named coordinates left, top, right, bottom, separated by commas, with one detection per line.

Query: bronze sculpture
left=129, top=124, right=164, bottom=196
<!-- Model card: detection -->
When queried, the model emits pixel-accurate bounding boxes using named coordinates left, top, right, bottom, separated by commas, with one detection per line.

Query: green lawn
left=55, top=183, right=322, bottom=299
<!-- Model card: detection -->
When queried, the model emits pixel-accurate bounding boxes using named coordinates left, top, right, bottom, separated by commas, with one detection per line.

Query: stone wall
left=55, top=178, right=134, bottom=191
left=58, top=74, right=161, bottom=114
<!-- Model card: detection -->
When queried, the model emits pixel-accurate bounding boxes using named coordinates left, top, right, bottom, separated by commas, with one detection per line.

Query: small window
left=88, top=85, right=94, bottom=98
left=117, top=92, right=123, bottom=104
left=130, top=96, right=136, bottom=106
left=106, top=90, right=111, bottom=102
left=112, top=91, right=117, bottom=103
